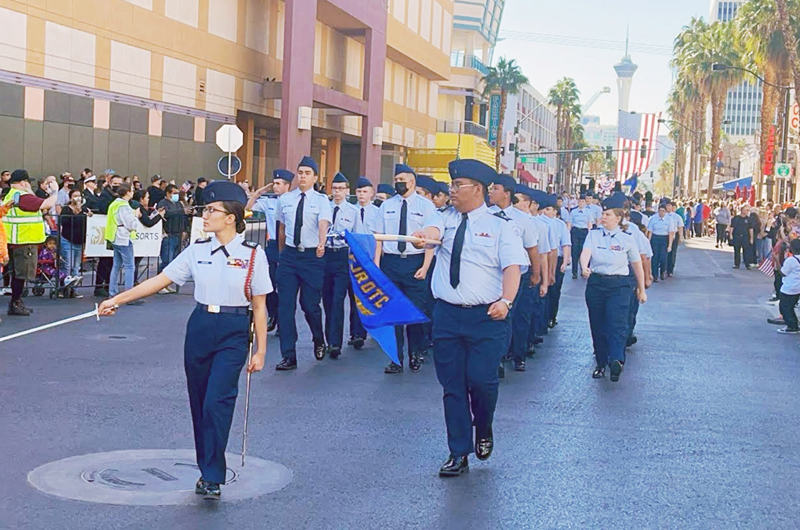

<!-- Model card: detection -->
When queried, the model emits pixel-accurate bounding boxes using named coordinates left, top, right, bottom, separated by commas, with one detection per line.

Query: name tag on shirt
left=197, top=260, right=212, bottom=265
left=226, top=258, right=249, bottom=269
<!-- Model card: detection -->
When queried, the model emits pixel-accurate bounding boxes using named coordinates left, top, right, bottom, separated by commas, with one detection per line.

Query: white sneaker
left=777, top=327, right=800, bottom=334
left=1, top=287, right=11, bottom=295
left=159, top=287, right=175, bottom=294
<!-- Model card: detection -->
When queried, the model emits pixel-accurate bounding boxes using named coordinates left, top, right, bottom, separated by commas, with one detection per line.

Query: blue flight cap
left=529, top=189, right=549, bottom=206
left=416, top=175, right=437, bottom=193
left=436, top=181, right=450, bottom=195
left=630, top=210, right=644, bottom=225
left=298, top=156, right=319, bottom=175
left=514, top=183, right=535, bottom=199
left=356, top=177, right=373, bottom=189
left=602, top=192, right=627, bottom=210
left=394, top=163, right=416, bottom=177
left=203, top=180, right=248, bottom=205
left=377, top=183, right=396, bottom=196
left=273, top=169, right=294, bottom=182
left=332, top=172, right=349, bottom=184
left=448, top=158, right=497, bottom=187
left=494, top=173, right=517, bottom=193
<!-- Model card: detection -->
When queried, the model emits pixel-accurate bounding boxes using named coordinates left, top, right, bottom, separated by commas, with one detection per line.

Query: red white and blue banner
left=616, top=110, right=661, bottom=181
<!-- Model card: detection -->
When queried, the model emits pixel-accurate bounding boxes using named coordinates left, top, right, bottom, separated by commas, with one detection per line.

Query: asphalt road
left=2, top=235, right=798, bottom=529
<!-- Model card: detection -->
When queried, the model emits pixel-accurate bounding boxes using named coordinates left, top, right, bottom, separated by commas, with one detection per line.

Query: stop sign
left=215, top=124, right=244, bottom=153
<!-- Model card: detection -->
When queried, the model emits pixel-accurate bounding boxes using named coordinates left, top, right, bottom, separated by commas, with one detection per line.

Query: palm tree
left=737, top=0, right=793, bottom=198
left=481, top=57, right=529, bottom=170
left=547, top=78, right=581, bottom=188
left=666, top=87, right=689, bottom=193
left=681, top=21, right=743, bottom=199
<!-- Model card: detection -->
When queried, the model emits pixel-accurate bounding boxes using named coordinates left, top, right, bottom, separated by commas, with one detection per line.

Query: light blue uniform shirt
left=587, top=204, right=603, bottom=226
left=489, top=205, right=537, bottom=273
left=376, top=192, right=444, bottom=255
left=560, top=206, right=571, bottom=222
left=647, top=214, right=673, bottom=236
left=353, top=202, right=381, bottom=235
left=276, top=188, right=333, bottom=249
left=252, top=195, right=279, bottom=240
left=553, top=217, right=571, bottom=257
left=625, top=222, right=653, bottom=259
left=165, top=233, right=273, bottom=306
left=568, top=207, right=593, bottom=230
left=432, top=204, right=528, bottom=306
left=667, top=212, right=682, bottom=233
left=538, top=214, right=560, bottom=253
left=327, top=199, right=359, bottom=249
left=529, top=215, right=552, bottom=254
left=584, top=227, right=641, bottom=276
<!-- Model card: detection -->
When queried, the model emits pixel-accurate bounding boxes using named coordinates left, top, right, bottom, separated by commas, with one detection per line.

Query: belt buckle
left=298, top=245, right=305, bottom=252
left=399, top=253, right=408, bottom=259
left=207, top=304, right=221, bottom=314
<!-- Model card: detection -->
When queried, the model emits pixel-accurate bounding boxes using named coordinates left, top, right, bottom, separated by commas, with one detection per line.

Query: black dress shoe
left=203, top=482, right=221, bottom=500
left=514, top=360, right=525, bottom=372
left=498, top=363, right=505, bottom=379
left=660, top=274, right=666, bottom=281
left=533, top=336, right=544, bottom=345
left=548, top=319, right=556, bottom=329
left=314, top=342, right=327, bottom=360
left=439, top=455, right=469, bottom=477
left=653, top=277, right=659, bottom=283
left=592, top=366, right=606, bottom=379
left=195, top=478, right=207, bottom=494
left=275, top=358, right=297, bottom=371
left=475, top=427, right=493, bottom=461
left=409, top=352, right=421, bottom=372
left=329, top=346, right=341, bottom=360
left=626, top=336, right=638, bottom=347
left=526, top=344, right=536, bottom=357
left=384, top=362, right=403, bottom=374
left=353, top=337, right=365, bottom=350
left=267, top=317, right=277, bottom=332
left=609, top=360, right=623, bottom=382
left=733, top=265, right=740, bottom=269
left=768, top=318, right=786, bottom=325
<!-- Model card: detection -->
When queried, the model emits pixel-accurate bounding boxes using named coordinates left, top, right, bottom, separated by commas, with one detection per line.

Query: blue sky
left=493, top=0, right=710, bottom=126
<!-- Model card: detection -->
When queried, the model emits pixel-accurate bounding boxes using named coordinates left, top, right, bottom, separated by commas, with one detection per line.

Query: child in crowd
left=778, top=238, right=800, bottom=334
left=38, top=236, right=68, bottom=285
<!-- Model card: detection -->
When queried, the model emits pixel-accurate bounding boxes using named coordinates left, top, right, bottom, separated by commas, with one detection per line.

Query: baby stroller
left=32, top=237, right=80, bottom=298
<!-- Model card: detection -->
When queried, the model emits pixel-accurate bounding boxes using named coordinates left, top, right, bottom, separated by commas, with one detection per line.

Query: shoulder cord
left=244, top=246, right=258, bottom=303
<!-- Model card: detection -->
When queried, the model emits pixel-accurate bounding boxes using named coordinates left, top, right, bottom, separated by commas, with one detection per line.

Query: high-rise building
left=581, top=115, right=618, bottom=150
left=614, top=31, right=637, bottom=112
left=711, top=0, right=762, bottom=139
left=0, top=0, right=454, bottom=185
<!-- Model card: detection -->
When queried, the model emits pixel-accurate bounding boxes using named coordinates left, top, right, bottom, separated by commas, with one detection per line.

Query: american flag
left=759, top=258, right=775, bottom=277
left=616, top=111, right=661, bottom=181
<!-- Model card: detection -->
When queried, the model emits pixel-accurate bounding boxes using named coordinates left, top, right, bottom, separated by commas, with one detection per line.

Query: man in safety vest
left=1, top=169, right=59, bottom=317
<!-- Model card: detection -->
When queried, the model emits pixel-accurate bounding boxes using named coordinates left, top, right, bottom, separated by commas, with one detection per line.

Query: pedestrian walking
left=568, top=195, right=592, bottom=279
left=778, top=238, right=800, bottom=334
left=647, top=204, right=674, bottom=282
left=730, top=206, right=755, bottom=269
left=580, top=193, right=647, bottom=382
left=411, top=159, right=526, bottom=476
left=99, top=180, right=271, bottom=500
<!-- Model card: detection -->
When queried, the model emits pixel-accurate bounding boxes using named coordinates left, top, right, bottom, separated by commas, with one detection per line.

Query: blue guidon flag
left=344, top=231, right=429, bottom=365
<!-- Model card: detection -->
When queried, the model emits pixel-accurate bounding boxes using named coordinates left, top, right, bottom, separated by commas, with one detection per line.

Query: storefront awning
left=519, top=169, right=539, bottom=184
left=714, top=176, right=753, bottom=191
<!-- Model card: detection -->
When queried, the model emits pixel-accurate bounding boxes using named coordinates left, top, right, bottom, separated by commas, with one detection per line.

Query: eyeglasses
left=202, top=206, right=229, bottom=217
left=331, top=186, right=349, bottom=191
left=449, top=182, right=476, bottom=192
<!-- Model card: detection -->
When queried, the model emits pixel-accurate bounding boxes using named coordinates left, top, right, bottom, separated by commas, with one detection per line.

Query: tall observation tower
left=614, top=28, right=638, bottom=112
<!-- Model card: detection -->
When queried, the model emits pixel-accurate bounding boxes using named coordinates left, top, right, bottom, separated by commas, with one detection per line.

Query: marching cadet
left=646, top=203, right=674, bottom=282
left=322, top=173, right=359, bottom=359
left=415, top=175, right=440, bottom=357
left=488, top=174, right=545, bottom=372
left=558, top=196, right=571, bottom=228
left=415, top=175, right=439, bottom=201
left=374, top=183, right=395, bottom=207
left=275, top=156, right=332, bottom=370
left=625, top=209, right=653, bottom=348
left=541, top=194, right=571, bottom=329
left=579, top=193, right=647, bottom=382
left=529, top=191, right=559, bottom=342
left=433, top=182, right=450, bottom=210
left=569, top=194, right=593, bottom=279
left=99, top=180, right=271, bottom=500
left=348, top=177, right=380, bottom=349
left=246, top=169, right=293, bottom=332
left=374, top=164, right=443, bottom=374
left=411, top=159, right=526, bottom=476
left=665, top=201, right=683, bottom=277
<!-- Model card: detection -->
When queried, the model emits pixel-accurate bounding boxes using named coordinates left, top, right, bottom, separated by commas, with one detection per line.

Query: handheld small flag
left=344, top=231, right=429, bottom=365
left=759, top=258, right=775, bottom=277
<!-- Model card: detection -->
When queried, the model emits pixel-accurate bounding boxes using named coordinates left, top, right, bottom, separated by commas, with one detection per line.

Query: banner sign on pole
left=84, top=215, right=163, bottom=258
left=488, top=93, right=502, bottom=148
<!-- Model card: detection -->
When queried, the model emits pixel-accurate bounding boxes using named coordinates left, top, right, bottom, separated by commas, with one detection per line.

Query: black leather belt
left=326, top=247, right=348, bottom=252
left=196, top=303, right=250, bottom=315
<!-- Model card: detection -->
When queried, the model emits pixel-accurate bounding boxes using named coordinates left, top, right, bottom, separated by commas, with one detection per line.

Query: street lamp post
left=712, top=63, right=794, bottom=202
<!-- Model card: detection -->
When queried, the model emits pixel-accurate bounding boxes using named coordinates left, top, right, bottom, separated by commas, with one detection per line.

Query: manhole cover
left=28, top=449, right=292, bottom=505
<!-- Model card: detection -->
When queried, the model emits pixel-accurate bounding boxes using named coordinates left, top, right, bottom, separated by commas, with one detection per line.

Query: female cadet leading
left=98, top=180, right=272, bottom=500
left=579, top=192, right=646, bottom=382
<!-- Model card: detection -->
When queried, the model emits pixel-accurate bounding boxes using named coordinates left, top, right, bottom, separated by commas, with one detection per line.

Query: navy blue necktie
left=398, top=200, right=408, bottom=253
left=333, top=205, right=340, bottom=226
left=294, top=192, right=305, bottom=247
left=450, top=213, right=468, bottom=288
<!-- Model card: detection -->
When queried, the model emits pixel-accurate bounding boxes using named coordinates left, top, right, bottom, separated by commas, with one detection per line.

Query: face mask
left=111, top=186, right=120, bottom=195
left=394, top=182, right=408, bottom=196
left=373, top=199, right=383, bottom=207
left=171, top=194, right=179, bottom=202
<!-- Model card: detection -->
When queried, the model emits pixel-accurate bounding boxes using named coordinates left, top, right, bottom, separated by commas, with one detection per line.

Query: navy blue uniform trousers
left=277, top=246, right=325, bottom=360
left=348, top=286, right=367, bottom=340
left=381, top=254, right=427, bottom=363
left=626, top=269, right=640, bottom=341
left=184, top=308, right=249, bottom=484
left=585, top=274, right=634, bottom=368
left=571, top=228, right=588, bottom=276
left=322, top=248, right=350, bottom=349
left=667, top=232, right=679, bottom=274
left=510, top=271, right=532, bottom=362
left=651, top=235, right=669, bottom=278
left=547, top=256, right=565, bottom=322
left=433, top=301, right=509, bottom=457
left=265, top=240, right=279, bottom=325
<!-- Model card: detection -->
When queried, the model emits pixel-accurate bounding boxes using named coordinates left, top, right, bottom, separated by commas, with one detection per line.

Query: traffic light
left=640, top=144, right=647, bottom=159
left=605, top=146, right=612, bottom=159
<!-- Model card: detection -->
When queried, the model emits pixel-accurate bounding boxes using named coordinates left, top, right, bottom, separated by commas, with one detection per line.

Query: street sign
left=217, top=155, right=242, bottom=177
left=216, top=124, right=244, bottom=153
left=776, top=162, right=791, bottom=178
left=521, top=156, right=546, bottom=164
left=488, top=93, right=502, bottom=148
